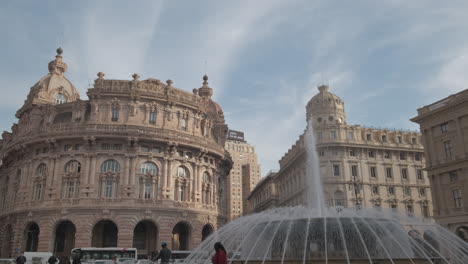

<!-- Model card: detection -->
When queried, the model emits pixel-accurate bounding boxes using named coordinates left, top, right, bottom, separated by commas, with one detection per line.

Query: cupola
left=306, top=84, right=346, bottom=127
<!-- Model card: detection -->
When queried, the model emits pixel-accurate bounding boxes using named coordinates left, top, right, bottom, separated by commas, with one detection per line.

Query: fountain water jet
left=184, top=117, right=468, bottom=264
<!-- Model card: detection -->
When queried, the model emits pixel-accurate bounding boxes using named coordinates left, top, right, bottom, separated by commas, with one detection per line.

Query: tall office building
left=225, top=130, right=261, bottom=220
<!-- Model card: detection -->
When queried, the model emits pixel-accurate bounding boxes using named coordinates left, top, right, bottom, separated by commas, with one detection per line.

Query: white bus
left=71, top=248, right=137, bottom=263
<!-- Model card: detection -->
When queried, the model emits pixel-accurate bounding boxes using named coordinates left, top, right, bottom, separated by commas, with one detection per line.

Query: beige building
left=411, top=89, right=468, bottom=240
left=0, top=48, right=232, bottom=258
left=249, top=84, right=432, bottom=219
left=224, top=130, right=261, bottom=220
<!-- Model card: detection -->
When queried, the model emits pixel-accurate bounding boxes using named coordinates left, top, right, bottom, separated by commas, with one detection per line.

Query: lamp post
left=351, top=175, right=361, bottom=210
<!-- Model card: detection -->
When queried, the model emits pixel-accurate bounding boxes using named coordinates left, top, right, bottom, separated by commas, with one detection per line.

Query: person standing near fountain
left=211, top=242, right=227, bottom=264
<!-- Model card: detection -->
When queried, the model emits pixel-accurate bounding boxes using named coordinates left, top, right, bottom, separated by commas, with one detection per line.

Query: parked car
left=0, top=259, right=15, bottom=264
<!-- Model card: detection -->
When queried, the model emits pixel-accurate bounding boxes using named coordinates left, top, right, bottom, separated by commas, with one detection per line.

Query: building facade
left=249, top=85, right=432, bottom=219
left=224, top=130, right=261, bottom=220
left=411, top=89, right=468, bottom=240
left=0, top=48, right=232, bottom=258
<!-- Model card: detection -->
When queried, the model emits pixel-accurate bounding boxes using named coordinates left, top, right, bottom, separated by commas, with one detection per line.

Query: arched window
left=177, top=166, right=189, bottom=178
left=203, top=172, right=211, bottom=183
left=36, top=163, right=48, bottom=177
left=140, top=162, right=158, bottom=176
left=101, top=159, right=120, bottom=173
left=64, top=160, right=81, bottom=173
left=54, top=94, right=68, bottom=104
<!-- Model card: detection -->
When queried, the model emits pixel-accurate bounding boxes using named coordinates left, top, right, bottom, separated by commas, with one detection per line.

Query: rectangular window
left=422, top=205, right=429, bottom=218
left=444, top=141, right=453, bottom=158
left=449, top=171, right=458, bottom=182
left=64, top=145, right=72, bottom=151
left=351, top=165, right=358, bottom=177
left=412, top=138, right=416, bottom=144
left=319, top=150, right=325, bottom=157
left=333, top=165, right=340, bottom=176
left=317, top=132, right=323, bottom=140
left=388, top=186, right=395, bottom=195
left=370, top=167, right=377, bottom=178
left=417, top=169, right=423, bottom=180
left=111, top=109, right=119, bottom=122
left=453, top=189, right=463, bottom=208
left=386, top=167, right=393, bottom=178
left=101, top=143, right=111, bottom=150
left=149, top=111, right=156, bottom=124
left=398, top=136, right=402, bottom=143
left=366, top=133, right=372, bottom=141
left=401, top=168, right=408, bottom=180
left=350, top=149, right=356, bottom=157
left=33, top=184, right=42, bottom=200
left=407, top=205, right=414, bottom=216
left=74, top=144, right=81, bottom=151
left=152, top=147, right=161, bottom=153
left=181, top=118, right=187, bottom=130
left=141, top=145, right=150, bottom=152
left=382, top=135, right=387, bottom=142
left=330, top=131, right=337, bottom=139
left=112, top=144, right=122, bottom=150
left=384, top=152, right=391, bottom=159
left=419, top=188, right=426, bottom=196
left=105, top=180, right=113, bottom=198
left=415, top=153, right=421, bottom=161
left=66, top=181, right=75, bottom=198
left=347, top=132, right=353, bottom=140
left=144, top=182, right=151, bottom=199
left=372, top=185, right=379, bottom=194
left=368, top=151, right=375, bottom=158
left=404, top=187, right=411, bottom=196
left=400, top=152, right=407, bottom=160
left=441, top=123, right=448, bottom=134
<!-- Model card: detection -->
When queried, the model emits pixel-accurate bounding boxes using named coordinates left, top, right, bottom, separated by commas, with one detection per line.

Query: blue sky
left=1, top=1, right=468, bottom=173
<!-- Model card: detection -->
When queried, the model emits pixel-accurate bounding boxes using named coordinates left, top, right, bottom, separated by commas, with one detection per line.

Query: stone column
left=89, top=155, right=97, bottom=188
left=123, top=155, right=130, bottom=185
left=82, top=154, right=90, bottom=185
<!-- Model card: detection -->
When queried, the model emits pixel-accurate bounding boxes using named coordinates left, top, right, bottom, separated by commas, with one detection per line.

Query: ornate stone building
left=411, top=89, right=468, bottom=240
left=249, top=85, right=433, bottom=219
left=0, top=48, right=232, bottom=258
left=224, top=130, right=261, bottom=220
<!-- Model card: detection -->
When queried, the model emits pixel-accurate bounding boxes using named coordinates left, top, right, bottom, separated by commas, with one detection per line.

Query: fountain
left=183, top=120, right=468, bottom=264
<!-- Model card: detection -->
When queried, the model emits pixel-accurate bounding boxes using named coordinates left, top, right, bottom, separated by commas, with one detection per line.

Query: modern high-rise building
left=225, top=130, right=261, bottom=220
left=411, top=89, right=468, bottom=241
left=249, top=85, right=433, bottom=219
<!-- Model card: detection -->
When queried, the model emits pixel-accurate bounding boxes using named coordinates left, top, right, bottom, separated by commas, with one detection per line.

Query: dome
left=306, top=84, right=346, bottom=126
left=16, top=48, right=80, bottom=118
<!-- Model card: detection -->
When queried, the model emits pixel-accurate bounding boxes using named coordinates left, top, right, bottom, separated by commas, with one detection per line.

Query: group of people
left=14, top=242, right=227, bottom=264
left=152, top=241, right=227, bottom=264
left=14, top=254, right=80, bottom=264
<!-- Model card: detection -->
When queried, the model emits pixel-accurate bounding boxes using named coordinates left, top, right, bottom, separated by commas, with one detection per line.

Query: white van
left=24, top=252, right=57, bottom=264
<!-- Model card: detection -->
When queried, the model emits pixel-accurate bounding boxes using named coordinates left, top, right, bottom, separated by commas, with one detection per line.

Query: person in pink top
left=211, top=242, right=227, bottom=264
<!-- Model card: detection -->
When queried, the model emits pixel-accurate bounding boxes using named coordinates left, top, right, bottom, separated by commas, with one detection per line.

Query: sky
left=1, top=1, right=468, bottom=174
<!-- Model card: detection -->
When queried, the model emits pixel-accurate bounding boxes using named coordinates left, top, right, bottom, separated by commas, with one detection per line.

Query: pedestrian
left=15, top=254, right=26, bottom=264
left=211, top=242, right=227, bottom=264
left=154, top=242, right=171, bottom=264
left=72, top=255, right=81, bottom=264
left=48, top=255, right=58, bottom=264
